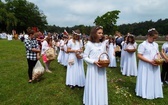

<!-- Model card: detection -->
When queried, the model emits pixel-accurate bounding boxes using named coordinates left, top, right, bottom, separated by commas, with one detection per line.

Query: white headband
left=148, top=28, right=156, bottom=32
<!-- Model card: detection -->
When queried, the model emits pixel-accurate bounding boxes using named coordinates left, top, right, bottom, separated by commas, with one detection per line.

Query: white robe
left=83, top=41, right=108, bottom=105
left=57, top=39, right=64, bottom=64
left=108, top=43, right=116, bottom=67
left=120, top=41, right=127, bottom=70
left=135, top=40, right=163, bottom=99
left=122, top=42, right=137, bottom=76
left=66, top=39, right=85, bottom=87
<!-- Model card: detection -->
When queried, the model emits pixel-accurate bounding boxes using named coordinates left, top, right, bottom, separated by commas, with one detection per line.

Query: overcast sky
left=28, top=0, right=168, bottom=27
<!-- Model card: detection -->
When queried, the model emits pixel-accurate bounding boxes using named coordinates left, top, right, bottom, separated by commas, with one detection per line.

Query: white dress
left=120, top=41, right=127, bottom=71
left=57, top=39, right=64, bottom=64
left=122, top=42, right=137, bottom=76
left=66, top=39, right=85, bottom=87
left=108, top=43, right=116, bottom=67
left=7, top=34, right=13, bottom=41
left=63, top=44, right=68, bottom=66
left=135, top=40, right=163, bottom=99
left=83, top=41, right=108, bottom=105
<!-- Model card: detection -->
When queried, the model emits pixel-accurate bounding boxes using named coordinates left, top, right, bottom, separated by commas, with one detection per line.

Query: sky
left=26, top=0, right=168, bottom=27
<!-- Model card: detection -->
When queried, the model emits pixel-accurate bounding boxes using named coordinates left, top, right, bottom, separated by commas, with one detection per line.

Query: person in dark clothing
left=161, top=35, right=168, bottom=85
left=115, top=31, right=124, bottom=62
left=24, top=29, right=41, bottom=83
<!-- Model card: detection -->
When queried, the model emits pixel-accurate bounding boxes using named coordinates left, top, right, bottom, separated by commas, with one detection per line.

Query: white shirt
left=41, top=40, right=49, bottom=55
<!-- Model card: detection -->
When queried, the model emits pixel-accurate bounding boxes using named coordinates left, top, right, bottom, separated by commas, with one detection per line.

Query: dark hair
left=126, top=35, right=135, bottom=44
left=90, top=26, right=104, bottom=43
left=123, top=35, right=128, bottom=41
left=27, top=27, right=34, bottom=35
left=109, top=36, right=115, bottom=45
left=147, top=28, right=158, bottom=36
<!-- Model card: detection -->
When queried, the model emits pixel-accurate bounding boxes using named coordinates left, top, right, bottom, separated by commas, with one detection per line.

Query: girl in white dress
left=122, top=35, right=137, bottom=76
left=135, top=28, right=163, bottom=99
left=120, top=35, right=128, bottom=72
left=108, top=36, right=117, bottom=67
left=66, top=29, right=85, bottom=88
left=41, top=36, right=52, bottom=73
left=62, top=36, right=69, bottom=66
left=83, top=26, right=108, bottom=105
left=57, top=38, right=64, bottom=64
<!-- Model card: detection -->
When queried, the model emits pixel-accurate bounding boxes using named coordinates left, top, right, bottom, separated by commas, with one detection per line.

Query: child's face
left=128, top=37, right=132, bottom=42
left=96, top=29, right=103, bottom=40
left=148, top=34, right=158, bottom=43
left=110, top=39, right=114, bottom=42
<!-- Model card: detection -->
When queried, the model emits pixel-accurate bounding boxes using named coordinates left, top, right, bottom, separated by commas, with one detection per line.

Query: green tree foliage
left=46, top=25, right=92, bottom=35
left=118, top=19, right=168, bottom=36
left=0, top=0, right=47, bottom=33
left=94, top=10, right=120, bottom=35
left=0, top=1, right=17, bottom=32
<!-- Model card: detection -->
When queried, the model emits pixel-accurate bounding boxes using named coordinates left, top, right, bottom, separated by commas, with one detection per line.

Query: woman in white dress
left=66, top=29, right=85, bottom=88
left=108, top=36, right=116, bottom=67
left=135, top=28, right=163, bottom=99
left=122, top=35, right=137, bottom=76
left=83, top=26, right=108, bottom=105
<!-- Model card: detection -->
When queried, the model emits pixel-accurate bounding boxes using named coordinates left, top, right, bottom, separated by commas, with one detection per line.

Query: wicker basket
left=126, top=45, right=136, bottom=53
left=98, top=52, right=110, bottom=67
left=154, top=53, right=164, bottom=65
left=154, top=59, right=164, bottom=65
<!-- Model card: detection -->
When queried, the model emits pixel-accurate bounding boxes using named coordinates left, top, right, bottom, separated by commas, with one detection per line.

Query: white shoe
left=161, top=82, right=164, bottom=86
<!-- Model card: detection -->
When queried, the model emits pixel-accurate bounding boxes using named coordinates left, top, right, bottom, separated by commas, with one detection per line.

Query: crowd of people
left=2, top=26, right=167, bottom=105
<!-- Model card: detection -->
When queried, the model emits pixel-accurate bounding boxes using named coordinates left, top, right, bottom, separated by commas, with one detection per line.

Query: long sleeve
left=83, top=42, right=95, bottom=64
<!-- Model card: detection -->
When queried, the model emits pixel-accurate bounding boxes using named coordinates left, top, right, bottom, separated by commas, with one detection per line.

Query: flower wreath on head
left=72, top=30, right=81, bottom=36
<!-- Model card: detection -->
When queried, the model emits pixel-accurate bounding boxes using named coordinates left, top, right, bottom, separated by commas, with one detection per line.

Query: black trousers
left=161, top=62, right=168, bottom=82
left=115, top=51, right=121, bottom=58
left=27, top=59, right=37, bottom=80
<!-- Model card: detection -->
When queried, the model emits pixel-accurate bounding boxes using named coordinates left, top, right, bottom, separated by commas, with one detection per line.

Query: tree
left=5, top=0, right=47, bottom=33
left=94, top=10, right=120, bottom=35
left=0, top=1, right=17, bottom=32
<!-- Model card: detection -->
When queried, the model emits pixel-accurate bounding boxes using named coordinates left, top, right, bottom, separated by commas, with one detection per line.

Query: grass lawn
left=0, top=39, right=168, bottom=105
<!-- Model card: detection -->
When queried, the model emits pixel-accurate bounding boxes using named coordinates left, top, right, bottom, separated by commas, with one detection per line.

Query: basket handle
left=153, top=53, right=162, bottom=59
left=98, top=52, right=109, bottom=61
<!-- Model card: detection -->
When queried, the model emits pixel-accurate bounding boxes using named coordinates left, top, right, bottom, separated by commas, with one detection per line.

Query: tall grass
left=0, top=39, right=168, bottom=105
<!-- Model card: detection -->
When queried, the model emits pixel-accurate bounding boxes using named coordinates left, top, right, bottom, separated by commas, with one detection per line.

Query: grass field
left=0, top=39, right=168, bottom=105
